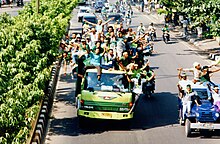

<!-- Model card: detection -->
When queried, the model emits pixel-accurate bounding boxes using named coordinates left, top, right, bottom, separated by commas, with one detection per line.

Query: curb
left=28, top=58, right=62, bottom=144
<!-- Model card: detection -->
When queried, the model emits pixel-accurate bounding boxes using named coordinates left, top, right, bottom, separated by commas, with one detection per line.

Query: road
left=0, top=0, right=30, bottom=16
left=44, top=2, right=220, bottom=144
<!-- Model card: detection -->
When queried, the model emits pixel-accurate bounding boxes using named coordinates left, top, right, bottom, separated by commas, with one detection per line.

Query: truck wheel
left=185, top=119, right=192, bottom=137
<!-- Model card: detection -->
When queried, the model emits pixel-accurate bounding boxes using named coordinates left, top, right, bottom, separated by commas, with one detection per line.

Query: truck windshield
left=85, top=72, right=130, bottom=92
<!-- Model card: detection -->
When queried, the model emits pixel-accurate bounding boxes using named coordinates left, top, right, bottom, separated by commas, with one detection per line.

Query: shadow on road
left=132, top=92, right=178, bottom=130
left=48, top=91, right=179, bottom=137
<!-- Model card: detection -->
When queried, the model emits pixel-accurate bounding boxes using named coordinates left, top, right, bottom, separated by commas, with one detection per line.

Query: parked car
left=94, top=0, right=104, bottom=13
left=82, top=14, right=98, bottom=25
left=106, top=13, right=124, bottom=30
left=77, top=6, right=92, bottom=22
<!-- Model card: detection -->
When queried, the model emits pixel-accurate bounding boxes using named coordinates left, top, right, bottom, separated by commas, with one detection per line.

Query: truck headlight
left=215, top=113, right=220, bottom=118
left=195, top=112, right=199, bottom=117
left=84, top=105, right=94, bottom=109
left=119, top=108, right=130, bottom=111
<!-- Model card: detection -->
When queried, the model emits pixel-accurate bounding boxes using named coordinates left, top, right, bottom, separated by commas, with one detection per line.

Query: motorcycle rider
left=141, top=65, right=155, bottom=94
left=148, top=22, right=157, bottom=40
left=137, top=23, right=146, bottom=36
left=125, top=12, right=132, bottom=27
left=162, top=24, right=170, bottom=41
left=101, top=7, right=107, bottom=20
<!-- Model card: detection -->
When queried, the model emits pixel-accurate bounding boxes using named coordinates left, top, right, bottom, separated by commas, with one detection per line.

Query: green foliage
left=159, top=0, right=220, bottom=36
left=0, top=0, right=78, bottom=143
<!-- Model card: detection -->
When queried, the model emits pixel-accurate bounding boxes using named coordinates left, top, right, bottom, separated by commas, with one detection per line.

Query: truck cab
left=76, top=69, right=139, bottom=127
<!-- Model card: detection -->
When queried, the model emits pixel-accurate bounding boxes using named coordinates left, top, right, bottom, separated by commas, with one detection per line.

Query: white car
left=77, top=6, right=92, bottom=22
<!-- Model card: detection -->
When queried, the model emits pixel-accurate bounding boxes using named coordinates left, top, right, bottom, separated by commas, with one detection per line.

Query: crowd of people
left=177, top=62, right=220, bottom=121
left=61, top=20, right=156, bottom=79
left=59, top=0, right=158, bottom=91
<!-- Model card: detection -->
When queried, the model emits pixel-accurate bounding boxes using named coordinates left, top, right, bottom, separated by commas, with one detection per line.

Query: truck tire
left=185, top=119, right=192, bottom=137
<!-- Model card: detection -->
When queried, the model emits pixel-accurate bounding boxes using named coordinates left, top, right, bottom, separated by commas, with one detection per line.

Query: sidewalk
left=0, top=0, right=30, bottom=15
left=134, top=6, right=220, bottom=61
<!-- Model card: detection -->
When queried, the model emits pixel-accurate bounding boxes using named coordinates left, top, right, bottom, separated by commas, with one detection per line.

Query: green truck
left=76, top=69, right=139, bottom=127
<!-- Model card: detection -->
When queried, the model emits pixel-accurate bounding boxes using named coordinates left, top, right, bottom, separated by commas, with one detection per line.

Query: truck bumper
left=191, top=123, right=220, bottom=129
left=78, top=109, right=133, bottom=120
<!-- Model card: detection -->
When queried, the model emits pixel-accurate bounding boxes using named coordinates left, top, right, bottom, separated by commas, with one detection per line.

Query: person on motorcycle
left=137, top=23, right=146, bottom=36
left=148, top=22, right=157, bottom=40
left=141, top=65, right=155, bottom=94
left=125, top=12, right=132, bottom=27
left=162, top=24, right=170, bottom=41
left=101, top=7, right=107, bottom=19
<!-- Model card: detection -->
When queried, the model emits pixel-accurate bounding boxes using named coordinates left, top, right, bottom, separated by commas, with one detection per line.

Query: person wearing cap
left=181, top=84, right=200, bottom=121
left=181, top=62, right=218, bottom=84
left=180, top=62, right=202, bottom=84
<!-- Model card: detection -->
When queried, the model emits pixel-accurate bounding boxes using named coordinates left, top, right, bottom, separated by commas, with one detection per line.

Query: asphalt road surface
left=44, top=2, right=220, bottom=144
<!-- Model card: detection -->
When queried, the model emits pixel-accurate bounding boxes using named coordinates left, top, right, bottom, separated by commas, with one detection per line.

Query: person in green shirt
left=118, top=51, right=138, bottom=71
left=141, top=65, right=155, bottom=93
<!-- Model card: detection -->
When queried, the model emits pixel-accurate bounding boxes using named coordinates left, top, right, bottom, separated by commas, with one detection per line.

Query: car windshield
left=192, top=88, right=208, bottom=100
left=108, top=15, right=121, bottom=22
left=85, top=72, right=130, bottom=92
left=84, top=17, right=97, bottom=24
left=80, top=9, right=89, bottom=13
left=98, top=2, right=102, bottom=5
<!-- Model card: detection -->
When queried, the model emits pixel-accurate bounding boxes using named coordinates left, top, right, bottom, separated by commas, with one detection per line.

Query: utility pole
left=36, top=0, right=40, bottom=13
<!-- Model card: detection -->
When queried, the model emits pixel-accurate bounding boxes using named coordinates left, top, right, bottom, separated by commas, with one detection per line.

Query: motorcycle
left=126, top=18, right=131, bottom=27
left=142, top=80, right=154, bottom=98
left=163, top=31, right=170, bottom=43
left=149, top=30, right=156, bottom=41
left=102, top=12, right=107, bottom=21
left=143, top=44, right=153, bottom=56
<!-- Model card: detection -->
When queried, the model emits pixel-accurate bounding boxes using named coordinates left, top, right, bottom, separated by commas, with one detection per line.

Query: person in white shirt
left=210, top=86, right=220, bottom=105
left=182, top=84, right=200, bottom=121
left=181, top=62, right=217, bottom=84
left=148, top=22, right=157, bottom=39
left=137, top=23, right=146, bottom=36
